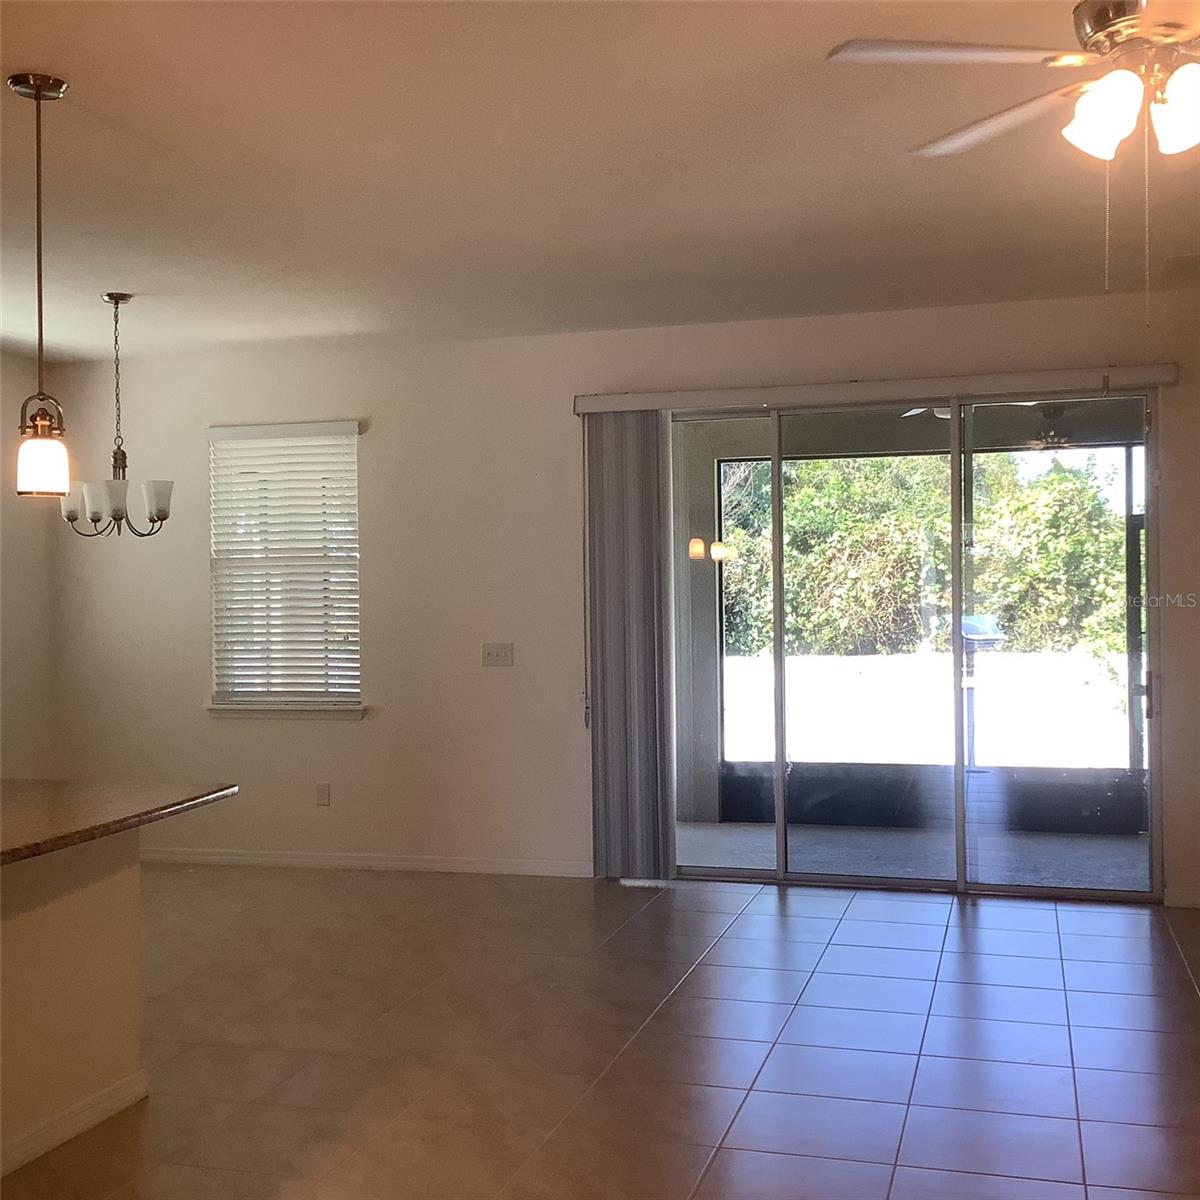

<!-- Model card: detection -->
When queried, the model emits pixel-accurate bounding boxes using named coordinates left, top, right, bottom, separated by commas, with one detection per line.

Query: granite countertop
left=0, top=779, right=239, bottom=865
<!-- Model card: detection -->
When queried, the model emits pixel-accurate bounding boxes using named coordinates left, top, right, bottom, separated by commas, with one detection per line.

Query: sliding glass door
left=779, top=407, right=956, bottom=882
left=670, top=394, right=1154, bottom=895
left=960, top=397, right=1151, bottom=892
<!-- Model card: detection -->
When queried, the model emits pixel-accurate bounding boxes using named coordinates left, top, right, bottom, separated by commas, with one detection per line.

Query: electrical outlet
left=316, top=782, right=331, bottom=807
left=482, top=642, right=514, bottom=667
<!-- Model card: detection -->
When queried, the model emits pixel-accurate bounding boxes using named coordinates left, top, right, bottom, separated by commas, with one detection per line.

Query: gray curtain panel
left=584, top=409, right=673, bottom=880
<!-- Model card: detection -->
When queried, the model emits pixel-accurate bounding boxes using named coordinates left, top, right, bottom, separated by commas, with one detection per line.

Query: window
left=209, top=421, right=361, bottom=708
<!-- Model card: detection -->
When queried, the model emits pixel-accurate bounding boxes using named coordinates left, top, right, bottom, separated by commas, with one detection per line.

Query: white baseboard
left=140, top=845, right=594, bottom=878
left=1, top=1068, right=148, bottom=1176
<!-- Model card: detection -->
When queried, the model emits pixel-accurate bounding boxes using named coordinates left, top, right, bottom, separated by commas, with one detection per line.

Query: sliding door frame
left=674, top=386, right=1163, bottom=902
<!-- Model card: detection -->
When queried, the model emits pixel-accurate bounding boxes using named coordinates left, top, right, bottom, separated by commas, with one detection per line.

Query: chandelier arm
left=66, top=518, right=115, bottom=537
left=122, top=515, right=162, bottom=538
left=35, top=94, right=43, bottom=395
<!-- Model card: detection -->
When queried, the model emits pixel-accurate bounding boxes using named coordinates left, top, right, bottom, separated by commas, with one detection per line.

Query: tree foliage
left=720, top=452, right=1128, bottom=659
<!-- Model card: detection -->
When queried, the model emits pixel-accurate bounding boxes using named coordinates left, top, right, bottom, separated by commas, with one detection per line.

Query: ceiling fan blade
left=827, top=40, right=1098, bottom=67
left=912, top=81, right=1091, bottom=156
left=902, top=408, right=927, bottom=418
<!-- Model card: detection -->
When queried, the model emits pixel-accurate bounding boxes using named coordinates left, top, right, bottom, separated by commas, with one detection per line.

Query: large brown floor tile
left=942, top=928, right=1062, bottom=959
left=931, top=981, right=1068, bottom=1025
left=816, top=944, right=941, bottom=980
left=1075, top=1065, right=1200, bottom=1126
left=725, top=1091, right=906, bottom=1163
left=1059, top=934, right=1176, bottom=965
left=676, top=964, right=811, bottom=1004
left=938, top=953, right=1064, bottom=990
left=951, top=903, right=1060, bottom=934
left=779, top=1005, right=927, bottom=1053
left=560, top=1076, right=744, bottom=1147
left=744, top=890, right=854, bottom=918
left=890, top=1166, right=1084, bottom=1199
left=922, top=1015, right=1073, bottom=1066
left=701, top=937, right=825, bottom=972
left=1070, top=1025, right=1200, bottom=1075
left=1067, top=988, right=1200, bottom=1032
left=899, top=1105, right=1082, bottom=1182
left=754, top=1042, right=917, bottom=1102
left=912, top=1056, right=1077, bottom=1118
left=693, top=1148, right=892, bottom=1199
left=843, top=897, right=952, bottom=925
left=148, top=1044, right=309, bottom=1103
left=499, top=1129, right=712, bottom=1199
left=1062, top=959, right=1195, bottom=997
left=799, top=972, right=934, bottom=1014
left=831, top=919, right=947, bottom=951
left=725, top=914, right=840, bottom=943
left=651, top=994, right=793, bottom=1041
left=1081, top=1120, right=1200, bottom=1193
left=609, top=1030, right=771, bottom=1088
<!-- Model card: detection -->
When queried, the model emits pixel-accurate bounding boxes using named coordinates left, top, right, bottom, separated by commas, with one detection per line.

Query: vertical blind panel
left=210, top=429, right=361, bottom=704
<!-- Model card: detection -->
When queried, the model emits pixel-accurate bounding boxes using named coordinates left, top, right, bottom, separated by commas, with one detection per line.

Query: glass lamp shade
left=83, top=479, right=128, bottom=521
left=142, top=480, right=174, bottom=522
left=1151, top=62, right=1200, bottom=155
left=709, top=540, right=729, bottom=562
left=15, top=435, right=69, bottom=496
left=60, top=481, right=84, bottom=521
left=1062, top=69, right=1145, bottom=160
left=687, top=537, right=706, bottom=560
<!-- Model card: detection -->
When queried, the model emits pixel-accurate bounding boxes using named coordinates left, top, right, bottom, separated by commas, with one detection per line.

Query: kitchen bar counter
left=1, top=779, right=238, bottom=865
left=1, top=778, right=239, bottom=1174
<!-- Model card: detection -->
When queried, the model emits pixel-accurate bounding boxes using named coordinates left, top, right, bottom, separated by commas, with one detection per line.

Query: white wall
left=1, top=350, right=61, bottom=779
left=34, top=288, right=1200, bottom=900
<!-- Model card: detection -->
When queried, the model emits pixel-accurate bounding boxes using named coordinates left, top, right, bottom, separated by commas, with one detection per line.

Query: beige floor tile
left=149, top=1043, right=309, bottom=1102
left=259, top=1051, right=442, bottom=1118
left=559, top=1076, right=744, bottom=1147
left=693, top=1149, right=892, bottom=1200
left=609, top=1030, right=770, bottom=1089
left=500, top=1129, right=712, bottom=1200
left=650, top=994, right=792, bottom=1041
left=63, top=1095, right=240, bottom=1166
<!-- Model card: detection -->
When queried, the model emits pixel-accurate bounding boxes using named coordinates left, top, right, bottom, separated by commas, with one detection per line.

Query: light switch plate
left=482, top=642, right=514, bottom=667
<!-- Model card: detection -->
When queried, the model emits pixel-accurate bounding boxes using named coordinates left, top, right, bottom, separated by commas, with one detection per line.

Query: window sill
left=207, top=704, right=368, bottom=721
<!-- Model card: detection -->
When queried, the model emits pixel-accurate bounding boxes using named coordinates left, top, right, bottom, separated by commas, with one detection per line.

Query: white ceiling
left=2, top=0, right=1198, bottom=359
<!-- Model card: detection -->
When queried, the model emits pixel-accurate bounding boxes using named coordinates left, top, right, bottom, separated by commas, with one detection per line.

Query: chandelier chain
left=112, top=298, right=123, bottom=448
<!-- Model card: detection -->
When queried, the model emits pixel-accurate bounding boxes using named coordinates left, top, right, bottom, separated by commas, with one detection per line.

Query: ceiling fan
left=828, top=0, right=1200, bottom=159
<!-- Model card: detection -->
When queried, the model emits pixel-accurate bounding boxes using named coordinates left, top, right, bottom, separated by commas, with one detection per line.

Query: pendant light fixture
left=60, top=294, right=173, bottom=537
left=8, top=72, right=71, bottom=497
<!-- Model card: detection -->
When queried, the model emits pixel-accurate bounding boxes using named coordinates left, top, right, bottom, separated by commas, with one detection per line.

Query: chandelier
left=60, top=294, right=174, bottom=537
left=9, top=73, right=71, bottom=497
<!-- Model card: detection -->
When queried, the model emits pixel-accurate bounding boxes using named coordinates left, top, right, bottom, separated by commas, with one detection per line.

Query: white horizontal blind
left=210, top=423, right=361, bottom=705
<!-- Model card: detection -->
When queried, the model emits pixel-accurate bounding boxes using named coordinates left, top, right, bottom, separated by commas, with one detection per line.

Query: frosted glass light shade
left=83, top=479, right=128, bottom=521
left=709, top=540, right=729, bottom=562
left=16, top=436, right=69, bottom=496
left=60, top=482, right=84, bottom=521
left=1151, top=62, right=1200, bottom=155
left=1062, top=69, right=1144, bottom=160
left=688, top=537, right=706, bottom=560
left=143, top=479, right=174, bottom=522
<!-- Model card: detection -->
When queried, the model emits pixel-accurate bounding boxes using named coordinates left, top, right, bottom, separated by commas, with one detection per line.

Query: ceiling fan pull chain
left=1143, top=106, right=1151, bottom=329
left=1104, top=158, right=1111, bottom=295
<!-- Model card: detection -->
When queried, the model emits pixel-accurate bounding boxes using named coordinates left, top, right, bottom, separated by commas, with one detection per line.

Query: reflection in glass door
left=960, top=397, right=1151, bottom=892
left=672, top=416, right=777, bottom=872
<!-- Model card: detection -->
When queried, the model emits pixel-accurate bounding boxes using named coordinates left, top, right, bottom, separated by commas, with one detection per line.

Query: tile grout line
left=682, top=886, right=860, bottom=1200
left=1057, top=902, right=1090, bottom=1198
left=485, top=882, right=766, bottom=1200
left=882, top=896, right=952, bottom=1200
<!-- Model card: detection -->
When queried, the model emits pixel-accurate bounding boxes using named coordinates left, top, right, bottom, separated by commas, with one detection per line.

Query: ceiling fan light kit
left=7, top=71, right=174, bottom=532
left=827, top=0, right=1200, bottom=160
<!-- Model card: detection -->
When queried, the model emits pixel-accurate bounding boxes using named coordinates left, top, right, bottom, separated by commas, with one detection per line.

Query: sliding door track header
left=574, top=363, right=1178, bottom=415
